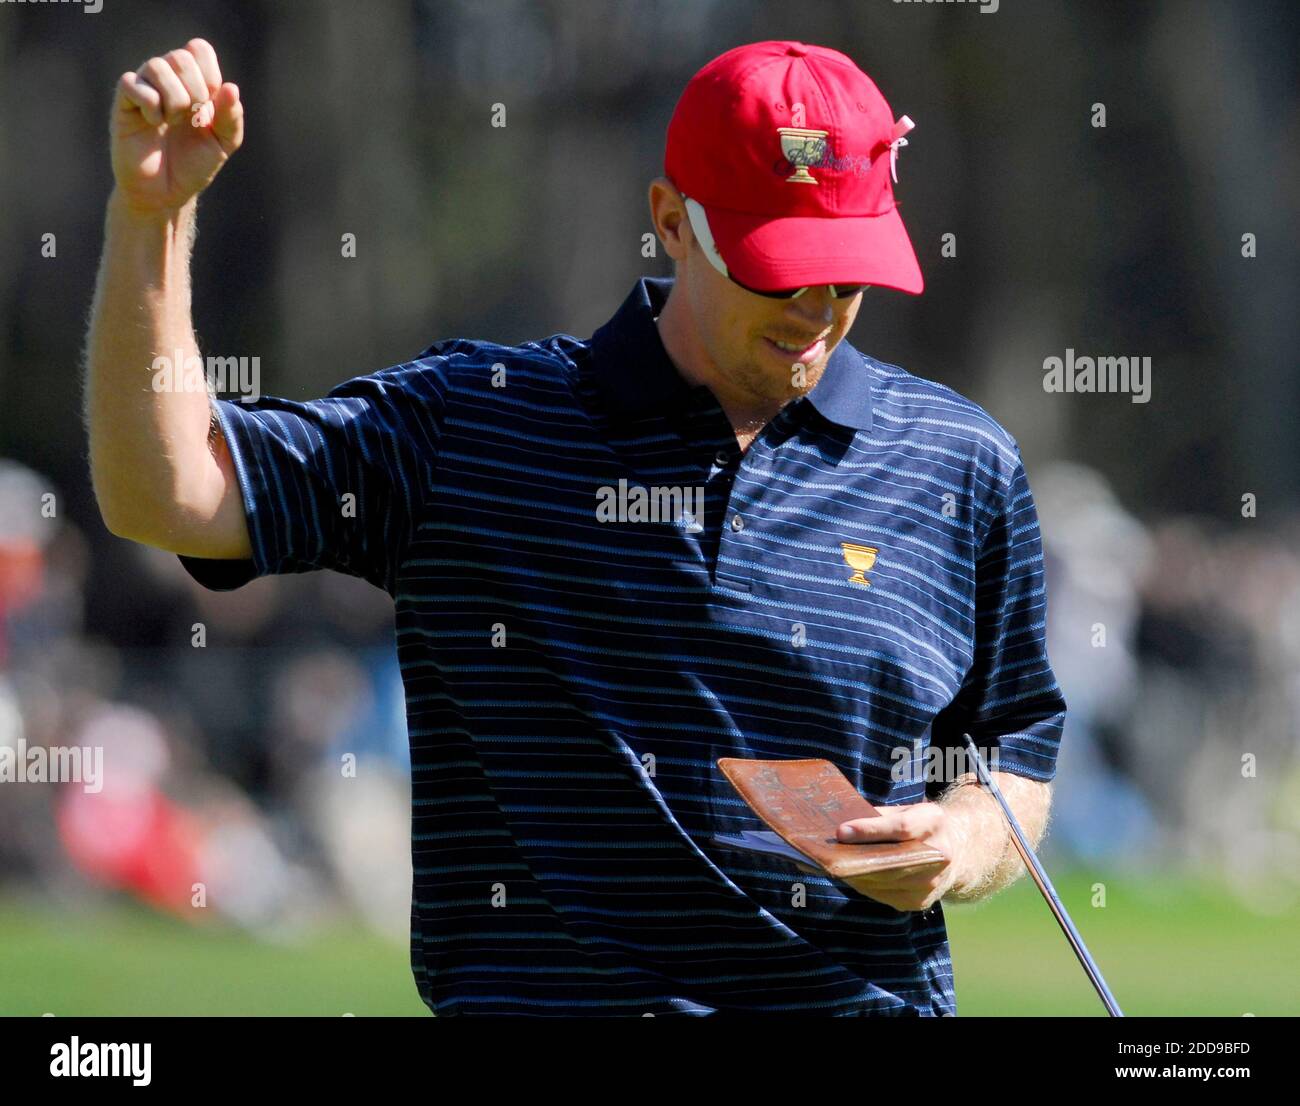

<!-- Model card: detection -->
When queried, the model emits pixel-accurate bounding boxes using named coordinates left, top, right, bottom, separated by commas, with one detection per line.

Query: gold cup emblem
left=777, top=127, right=830, bottom=184
left=840, top=543, right=878, bottom=587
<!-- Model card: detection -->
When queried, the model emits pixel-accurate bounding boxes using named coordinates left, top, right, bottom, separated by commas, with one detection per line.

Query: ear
left=648, top=177, right=690, bottom=264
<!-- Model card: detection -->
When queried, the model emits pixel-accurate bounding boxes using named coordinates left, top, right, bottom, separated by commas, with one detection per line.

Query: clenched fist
left=111, top=38, right=243, bottom=215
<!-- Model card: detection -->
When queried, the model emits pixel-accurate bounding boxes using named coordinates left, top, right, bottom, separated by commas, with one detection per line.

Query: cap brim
left=700, top=203, right=924, bottom=295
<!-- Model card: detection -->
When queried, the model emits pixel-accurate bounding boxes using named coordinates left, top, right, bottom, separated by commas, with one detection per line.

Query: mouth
left=763, top=334, right=828, bottom=365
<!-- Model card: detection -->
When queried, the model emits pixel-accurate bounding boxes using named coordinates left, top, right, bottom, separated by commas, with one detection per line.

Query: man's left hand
left=835, top=802, right=967, bottom=912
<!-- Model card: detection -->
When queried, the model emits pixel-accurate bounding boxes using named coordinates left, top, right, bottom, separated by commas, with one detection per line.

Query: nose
left=785, top=287, right=836, bottom=327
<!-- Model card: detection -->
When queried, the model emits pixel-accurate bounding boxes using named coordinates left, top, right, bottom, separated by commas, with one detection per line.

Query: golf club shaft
left=959, top=733, right=1124, bottom=1017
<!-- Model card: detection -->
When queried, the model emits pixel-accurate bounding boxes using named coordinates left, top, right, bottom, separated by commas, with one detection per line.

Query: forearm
left=84, top=192, right=223, bottom=545
left=939, top=771, right=1052, bottom=904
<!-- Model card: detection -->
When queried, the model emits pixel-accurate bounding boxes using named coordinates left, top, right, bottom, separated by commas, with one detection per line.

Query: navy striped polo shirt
left=180, top=275, right=1066, bottom=1016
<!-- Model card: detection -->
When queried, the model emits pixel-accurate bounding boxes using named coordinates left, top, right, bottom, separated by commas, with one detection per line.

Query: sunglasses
left=727, top=273, right=869, bottom=300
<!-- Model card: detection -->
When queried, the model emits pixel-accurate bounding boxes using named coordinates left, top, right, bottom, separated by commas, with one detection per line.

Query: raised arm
left=84, top=38, right=251, bottom=560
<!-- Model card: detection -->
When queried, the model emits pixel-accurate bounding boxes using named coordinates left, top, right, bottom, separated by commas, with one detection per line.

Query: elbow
left=89, top=473, right=133, bottom=541
left=89, top=469, right=145, bottom=544
left=89, top=452, right=199, bottom=550
left=91, top=472, right=172, bottom=548
left=96, top=498, right=154, bottom=546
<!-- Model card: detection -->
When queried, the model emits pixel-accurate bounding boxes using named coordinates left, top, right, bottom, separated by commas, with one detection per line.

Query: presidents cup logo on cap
left=665, top=40, right=925, bottom=295
left=776, top=127, right=830, bottom=184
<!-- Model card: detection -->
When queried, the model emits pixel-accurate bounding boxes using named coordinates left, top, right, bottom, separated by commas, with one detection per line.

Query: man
left=87, top=38, right=1065, bottom=1016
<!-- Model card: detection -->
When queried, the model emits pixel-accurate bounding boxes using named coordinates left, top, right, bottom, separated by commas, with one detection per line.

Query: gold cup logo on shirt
left=840, top=543, right=878, bottom=587
left=777, top=127, right=830, bottom=184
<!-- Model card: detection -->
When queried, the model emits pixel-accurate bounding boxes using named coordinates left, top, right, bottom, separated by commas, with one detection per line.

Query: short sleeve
left=178, top=359, right=447, bottom=595
left=927, top=448, right=1067, bottom=788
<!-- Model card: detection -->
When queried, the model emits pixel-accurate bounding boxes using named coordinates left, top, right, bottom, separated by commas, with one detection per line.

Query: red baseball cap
left=665, top=41, right=924, bottom=295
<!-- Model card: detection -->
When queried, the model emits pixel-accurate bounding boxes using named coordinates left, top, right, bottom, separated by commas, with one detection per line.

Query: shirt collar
left=589, top=276, right=874, bottom=433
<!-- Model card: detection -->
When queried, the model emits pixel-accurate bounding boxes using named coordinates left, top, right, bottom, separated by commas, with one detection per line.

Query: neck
left=655, top=286, right=790, bottom=447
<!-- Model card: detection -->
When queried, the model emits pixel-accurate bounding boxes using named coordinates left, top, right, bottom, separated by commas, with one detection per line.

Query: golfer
left=86, top=38, right=1066, bottom=1016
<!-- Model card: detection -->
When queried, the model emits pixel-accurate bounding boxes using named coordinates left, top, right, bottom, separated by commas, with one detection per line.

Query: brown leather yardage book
left=714, top=757, right=946, bottom=880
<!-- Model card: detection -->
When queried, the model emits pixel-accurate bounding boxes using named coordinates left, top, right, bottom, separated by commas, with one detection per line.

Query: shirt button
left=714, top=450, right=732, bottom=467
left=729, top=514, right=745, bottom=533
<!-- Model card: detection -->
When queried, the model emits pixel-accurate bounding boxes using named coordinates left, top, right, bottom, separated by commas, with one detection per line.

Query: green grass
left=945, top=873, right=1300, bottom=1016
left=1, top=873, right=1295, bottom=1015
left=0, top=900, right=429, bottom=1016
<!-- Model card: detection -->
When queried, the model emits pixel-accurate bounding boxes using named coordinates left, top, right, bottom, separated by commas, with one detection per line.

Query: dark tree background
left=2, top=0, right=1295, bottom=520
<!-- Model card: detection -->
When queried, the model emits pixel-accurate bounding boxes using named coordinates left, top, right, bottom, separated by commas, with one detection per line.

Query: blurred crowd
left=2, top=451, right=1299, bottom=945
left=0, top=458, right=413, bottom=942
left=1037, top=461, right=1300, bottom=911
